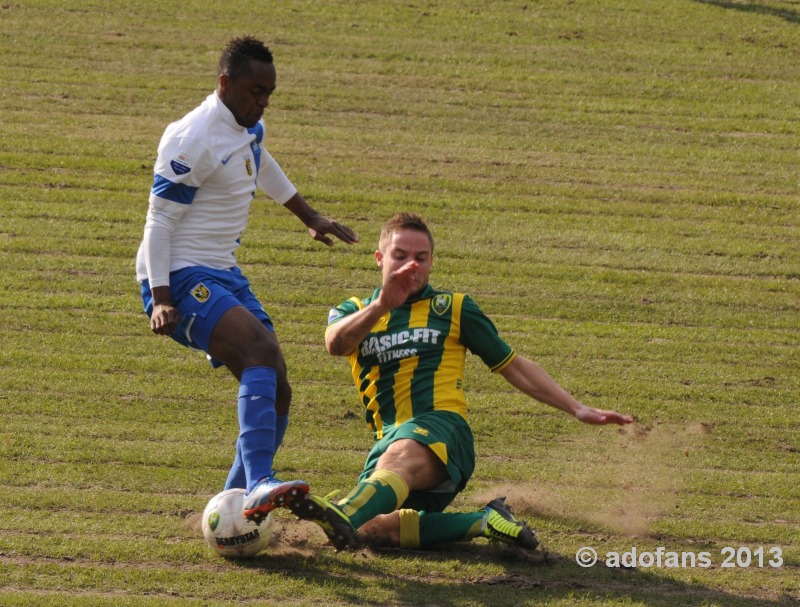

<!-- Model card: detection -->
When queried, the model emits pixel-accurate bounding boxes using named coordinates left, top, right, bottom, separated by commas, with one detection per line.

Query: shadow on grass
left=235, top=541, right=795, bottom=607
left=693, top=0, right=800, bottom=24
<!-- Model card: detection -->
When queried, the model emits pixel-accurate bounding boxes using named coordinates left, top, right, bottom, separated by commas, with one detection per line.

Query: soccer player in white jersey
left=135, top=36, right=358, bottom=522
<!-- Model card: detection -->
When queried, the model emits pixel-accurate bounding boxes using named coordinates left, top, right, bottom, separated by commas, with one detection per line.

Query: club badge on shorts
left=191, top=283, right=210, bottom=303
left=431, top=294, right=452, bottom=316
left=245, top=158, right=252, bottom=176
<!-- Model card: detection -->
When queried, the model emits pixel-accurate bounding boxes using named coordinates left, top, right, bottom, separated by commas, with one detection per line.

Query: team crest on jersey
left=431, top=294, right=452, bottom=316
left=244, top=158, right=252, bottom=176
left=413, top=427, right=430, bottom=437
left=191, top=283, right=210, bottom=303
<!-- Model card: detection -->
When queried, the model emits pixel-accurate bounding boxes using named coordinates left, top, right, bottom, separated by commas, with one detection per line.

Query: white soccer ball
left=201, top=488, right=273, bottom=558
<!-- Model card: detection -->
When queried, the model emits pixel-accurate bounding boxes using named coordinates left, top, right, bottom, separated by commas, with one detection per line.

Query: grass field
left=1, top=0, right=798, bottom=605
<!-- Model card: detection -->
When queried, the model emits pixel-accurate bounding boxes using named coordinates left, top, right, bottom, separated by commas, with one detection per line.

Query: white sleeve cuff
left=142, top=224, right=172, bottom=287
left=257, top=149, right=298, bottom=204
left=142, top=199, right=184, bottom=287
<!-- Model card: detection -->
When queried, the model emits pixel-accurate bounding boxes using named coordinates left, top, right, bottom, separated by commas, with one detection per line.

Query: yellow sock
left=398, top=509, right=421, bottom=548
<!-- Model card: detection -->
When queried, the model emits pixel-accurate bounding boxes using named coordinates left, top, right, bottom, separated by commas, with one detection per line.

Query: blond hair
left=378, top=212, right=434, bottom=252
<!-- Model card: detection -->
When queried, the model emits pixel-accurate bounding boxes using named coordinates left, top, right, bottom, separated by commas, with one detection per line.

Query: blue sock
left=238, top=366, right=277, bottom=492
left=223, top=439, right=246, bottom=490
left=275, top=414, right=289, bottom=453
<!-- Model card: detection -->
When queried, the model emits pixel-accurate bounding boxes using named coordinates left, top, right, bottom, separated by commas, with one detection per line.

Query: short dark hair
left=218, top=36, right=273, bottom=81
left=379, top=212, right=434, bottom=252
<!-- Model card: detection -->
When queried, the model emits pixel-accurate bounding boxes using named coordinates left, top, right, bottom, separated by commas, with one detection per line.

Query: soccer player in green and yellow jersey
left=290, top=212, right=634, bottom=551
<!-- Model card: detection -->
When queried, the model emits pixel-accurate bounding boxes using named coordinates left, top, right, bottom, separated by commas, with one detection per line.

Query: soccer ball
left=201, top=488, right=273, bottom=558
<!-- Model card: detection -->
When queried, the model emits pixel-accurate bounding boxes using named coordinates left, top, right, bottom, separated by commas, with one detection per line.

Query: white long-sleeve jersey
left=135, top=92, right=297, bottom=287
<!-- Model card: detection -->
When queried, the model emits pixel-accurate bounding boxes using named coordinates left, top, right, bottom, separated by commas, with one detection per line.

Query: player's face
left=217, top=60, right=276, bottom=128
left=376, top=228, right=433, bottom=295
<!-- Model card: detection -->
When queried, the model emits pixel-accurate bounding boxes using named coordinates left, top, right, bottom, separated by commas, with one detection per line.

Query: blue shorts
left=140, top=266, right=273, bottom=367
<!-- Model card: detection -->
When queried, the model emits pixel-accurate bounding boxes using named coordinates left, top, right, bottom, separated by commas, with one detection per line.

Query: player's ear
left=375, top=249, right=384, bottom=268
left=218, top=73, right=230, bottom=93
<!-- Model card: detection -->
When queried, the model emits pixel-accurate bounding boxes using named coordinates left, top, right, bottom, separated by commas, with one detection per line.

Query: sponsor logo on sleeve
left=170, top=152, right=192, bottom=175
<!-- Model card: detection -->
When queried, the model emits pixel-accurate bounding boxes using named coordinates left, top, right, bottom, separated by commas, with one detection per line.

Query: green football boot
left=290, top=493, right=358, bottom=551
left=482, top=497, right=539, bottom=551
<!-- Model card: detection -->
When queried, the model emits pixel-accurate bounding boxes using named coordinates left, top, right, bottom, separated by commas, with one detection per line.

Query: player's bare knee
left=379, top=439, right=418, bottom=463
left=226, top=329, right=284, bottom=370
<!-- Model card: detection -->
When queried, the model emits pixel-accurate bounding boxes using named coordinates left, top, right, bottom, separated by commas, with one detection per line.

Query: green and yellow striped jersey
left=326, top=284, right=516, bottom=439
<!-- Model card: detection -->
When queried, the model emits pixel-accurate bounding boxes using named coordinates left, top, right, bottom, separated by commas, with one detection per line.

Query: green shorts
left=359, top=410, right=476, bottom=513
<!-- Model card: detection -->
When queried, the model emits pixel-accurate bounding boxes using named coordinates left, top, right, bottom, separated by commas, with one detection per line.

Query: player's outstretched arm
left=499, top=355, right=634, bottom=426
left=283, top=193, right=358, bottom=246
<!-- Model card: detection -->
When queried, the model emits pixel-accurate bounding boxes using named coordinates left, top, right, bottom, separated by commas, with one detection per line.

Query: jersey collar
left=211, top=92, right=245, bottom=131
left=372, top=284, right=434, bottom=306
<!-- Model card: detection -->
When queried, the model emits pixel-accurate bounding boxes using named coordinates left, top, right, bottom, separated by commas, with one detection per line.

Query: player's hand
left=576, top=406, right=635, bottom=426
left=378, top=260, right=421, bottom=310
left=150, top=304, right=181, bottom=336
left=307, top=217, right=359, bottom=247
